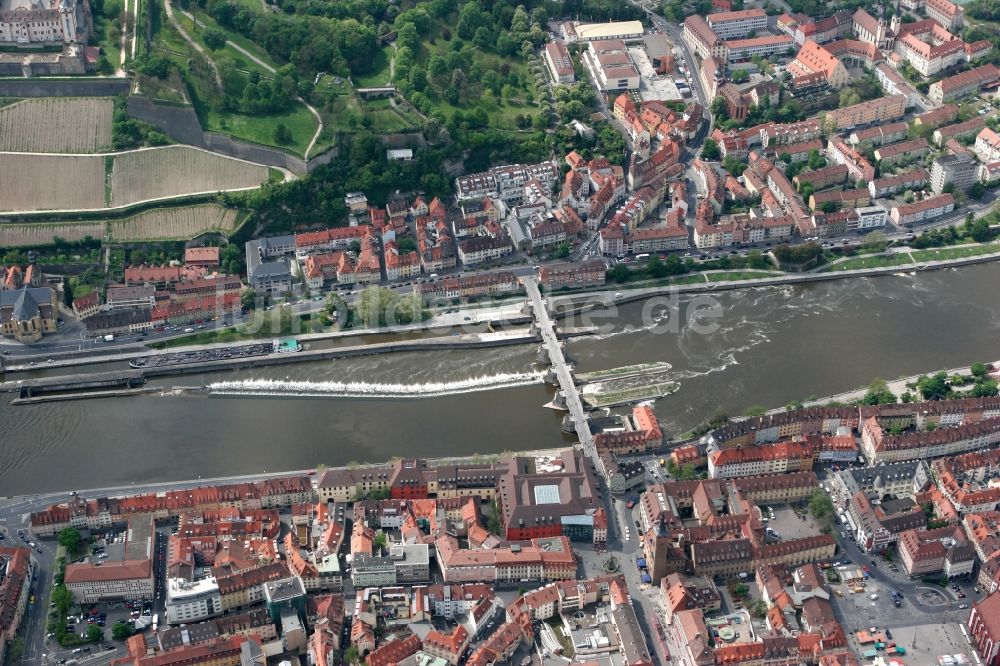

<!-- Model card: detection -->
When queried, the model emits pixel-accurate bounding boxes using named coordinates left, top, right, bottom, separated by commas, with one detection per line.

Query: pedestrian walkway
left=522, top=277, right=593, bottom=450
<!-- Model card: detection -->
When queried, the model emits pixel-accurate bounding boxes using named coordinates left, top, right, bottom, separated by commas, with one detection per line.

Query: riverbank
left=765, top=358, right=1000, bottom=415
left=2, top=445, right=574, bottom=502
left=552, top=243, right=1000, bottom=314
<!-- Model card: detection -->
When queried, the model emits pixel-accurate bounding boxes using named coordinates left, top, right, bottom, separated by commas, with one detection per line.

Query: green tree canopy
left=87, top=623, right=104, bottom=642
left=701, top=138, right=721, bottom=161
left=917, top=372, right=952, bottom=401
left=58, top=527, right=82, bottom=553
left=861, top=379, right=896, bottom=405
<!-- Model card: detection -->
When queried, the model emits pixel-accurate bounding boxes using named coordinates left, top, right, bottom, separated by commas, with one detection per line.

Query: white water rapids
left=207, top=371, right=547, bottom=399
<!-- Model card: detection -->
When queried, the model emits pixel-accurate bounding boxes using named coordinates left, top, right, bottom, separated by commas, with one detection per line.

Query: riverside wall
left=552, top=250, right=1000, bottom=317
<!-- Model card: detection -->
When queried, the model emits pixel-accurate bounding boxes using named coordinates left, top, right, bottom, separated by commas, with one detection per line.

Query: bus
left=152, top=614, right=158, bottom=632
left=635, top=254, right=650, bottom=261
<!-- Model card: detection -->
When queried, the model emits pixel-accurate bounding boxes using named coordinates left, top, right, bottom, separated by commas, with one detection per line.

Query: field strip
left=0, top=146, right=273, bottom=213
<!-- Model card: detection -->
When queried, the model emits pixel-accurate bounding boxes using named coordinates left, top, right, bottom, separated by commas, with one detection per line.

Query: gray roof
left=158, top=621, right=220, bottom=651
left=505, top=218, right=529, bottom=247
left=11, top=286, right=38, bottom=321
left=106, top=286, right=155, bottom=302
left=250, top=260, right=290, bottom=279
left=847, top=461, right=920, bottom=486
left=934, top=153, right=975, bottom=167
left=261, top=235, right=295, bottom=250
left=1, top=286, right=52, bottom=321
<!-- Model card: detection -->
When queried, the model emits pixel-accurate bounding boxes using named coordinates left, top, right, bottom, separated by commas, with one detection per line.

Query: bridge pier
left=522, top=277, right=594, bottom=450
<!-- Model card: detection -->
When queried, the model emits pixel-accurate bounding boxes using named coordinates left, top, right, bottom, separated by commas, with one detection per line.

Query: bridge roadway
left=522, top=277, right=595, bottom=453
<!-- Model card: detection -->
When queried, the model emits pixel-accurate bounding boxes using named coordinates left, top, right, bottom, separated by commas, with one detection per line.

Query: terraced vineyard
left=110, top=146, right=269, bottom=207
left=107, top=205, right=239, bottom=241
left=0, top=221, right=105, bottom=247
left=0, top=98, right=112, bottom=153
left=0, top=154, right=105, bottom=211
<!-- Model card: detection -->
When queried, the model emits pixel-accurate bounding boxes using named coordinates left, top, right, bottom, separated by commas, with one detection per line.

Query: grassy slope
left=152, top=0, right=317, bottom=156
left=367, top=17, right=540, bottom=131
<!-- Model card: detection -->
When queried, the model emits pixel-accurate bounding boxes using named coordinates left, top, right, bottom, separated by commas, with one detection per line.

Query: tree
left=701, top=138, right=721, bottom=160
left=241, top=288, right=258, bottom=311
left=344, top=646, right=361, bottom=665
left=112, top=622, right=135, bottom=641
left=809, top=488, right=834, bottom=522
left=87, top=623, right=104, bottom=642
left=62, top=276, right=74, bottom=307
left=861, top=379, right=896, bottom=405
left=972, top=362, right=990, bottom=378
left=58, top=527, right=82, bottom=553
left=917, top=372, right=952, bottom=401
left=273, top=123, right=293, bottom=144
left=373, top=532, right=387, bottom=552
left=608, top=264, right=630, bottom=283
left=201, top=26, right=226, bottom=50
left=861, top=230, right=888, bottom=253
left=746, top=249, right=771, bottom=270
left=554, top=242, right=570, bottom=259
left=732, top=582, right=749, bottom=598
left=971, top=218, right=991, bottom=242
left=972, top=379, right=1000, bottom=397
left=731, top=69, right=749, bottom=84
left=8, top=638, right=24, bottom=663
left=51, top=585, right=72, bottom=615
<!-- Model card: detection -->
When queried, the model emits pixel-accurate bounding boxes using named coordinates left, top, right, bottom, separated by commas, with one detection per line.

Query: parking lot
left=128, top=341, right=275, bottom=368
left=765, top=505, right=824, bottom=541
left=848, top=623, right=975, bottom=666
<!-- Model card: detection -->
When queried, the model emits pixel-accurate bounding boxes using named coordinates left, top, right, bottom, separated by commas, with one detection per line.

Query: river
left=3, top=264, right=1000, bottom=495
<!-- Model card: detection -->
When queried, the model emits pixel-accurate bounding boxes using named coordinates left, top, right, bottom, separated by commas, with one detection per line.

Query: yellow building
left=0, top=286, right=58, bottom=343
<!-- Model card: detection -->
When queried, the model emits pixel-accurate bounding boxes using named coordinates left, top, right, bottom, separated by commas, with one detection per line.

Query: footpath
left=767, top=359, right=1000, bottom=414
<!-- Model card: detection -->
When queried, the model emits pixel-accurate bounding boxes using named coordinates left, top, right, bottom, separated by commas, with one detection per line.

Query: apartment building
left=544, top=41, right=576, bottom=84
left=824, top=95, right=906, bottom=131
left=706, top=8, right=767, bottom=39
left=725, top=34, right=794, bottom=61
left=854, top=205, right=888, bottom=230
left=683, top=15, right=728, bottom=60
left=165, top=577, right=223, bottom=625
left=893, top=20, right=966, bottom=77
left=0, top=547, right=32, bottom=665
left=897, top=526, right=975, bottom=577
left=457, top=234, right=513, bottom=266
left=860, top=414, right=1000, bottom=464
left=890, top=194, right=956, bottom=226
left=926, top=0, right=964, bottom=32
left=931, top=154, right=978, bottom=193
left=868, top=169, right=930, bottom=198
left=873, top=138, right=930, bottom=166
left=538, top=259, right=607, bottom=290
left=929, top=64, right=1000, bottom=103
left=627, top=224, right=690, bottom=252
left=976, top=127, right=1000, bottom=163
left=708, top=441, right=815, bottom=478
left=584, top=39, right=641, bottom=91
left=65, top=517, right=154, bottom=602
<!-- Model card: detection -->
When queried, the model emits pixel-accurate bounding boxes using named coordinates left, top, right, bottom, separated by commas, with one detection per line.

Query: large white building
left=583, top=39, right=640, bottom=92
left=561, top=20, right=644, bottom=43
left=854, top=205, right=888, bottom=230
left=0, top=0, right=82, bottom=45
left=165, top=577, right=222, bottom=625
left=63, top=518, right=155, bottom=603
left=706, top=8, right=767, bottom=39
